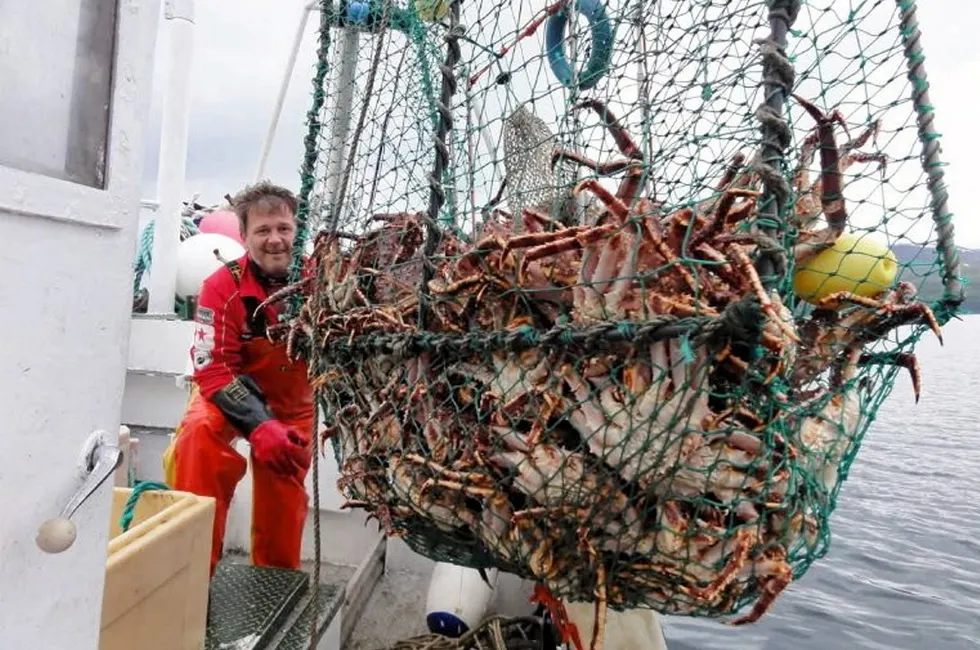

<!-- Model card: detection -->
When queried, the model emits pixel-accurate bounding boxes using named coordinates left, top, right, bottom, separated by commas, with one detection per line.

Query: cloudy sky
left=139, top=0, right=980, bottom=248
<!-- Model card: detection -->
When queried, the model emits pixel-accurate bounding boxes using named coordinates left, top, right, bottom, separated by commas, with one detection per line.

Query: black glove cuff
left=211, top=375, right=275, bottom=438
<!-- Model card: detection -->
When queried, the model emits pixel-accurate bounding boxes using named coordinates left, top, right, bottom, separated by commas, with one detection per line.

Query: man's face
left=243, top=207, right=296, bottom=277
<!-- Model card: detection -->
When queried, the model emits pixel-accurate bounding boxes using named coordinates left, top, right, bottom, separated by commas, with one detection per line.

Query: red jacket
left=189, top=254, right=313, bottom=422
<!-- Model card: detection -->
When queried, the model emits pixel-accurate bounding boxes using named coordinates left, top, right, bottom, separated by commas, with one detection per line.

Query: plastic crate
left=99, top=487, right=215, bottom=650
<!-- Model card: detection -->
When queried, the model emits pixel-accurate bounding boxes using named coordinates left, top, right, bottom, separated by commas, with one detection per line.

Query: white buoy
left=175, top=232, right=246, bottom=299
left=425, top=562, right=498, bottom=637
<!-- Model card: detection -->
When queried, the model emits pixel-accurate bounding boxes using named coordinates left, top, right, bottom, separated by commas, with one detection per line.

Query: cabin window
left=0, top=0, right=118, bottom=189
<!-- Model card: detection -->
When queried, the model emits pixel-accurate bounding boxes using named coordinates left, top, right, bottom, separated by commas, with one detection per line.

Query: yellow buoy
left=793, top=231, right=899, bottom=305
left=414, top=0, right=451, bottom=22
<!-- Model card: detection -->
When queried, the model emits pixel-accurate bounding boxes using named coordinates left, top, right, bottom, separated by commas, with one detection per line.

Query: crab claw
left=573, top=178, right=630, bottom=224
left=924, top=310, right=944, bottom=346
left=893, top=281, right=944, bottom=346
left=868, top=351, right=922, bottom=403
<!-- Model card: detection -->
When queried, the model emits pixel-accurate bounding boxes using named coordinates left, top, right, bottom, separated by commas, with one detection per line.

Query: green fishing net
left=272, top=0, right=963, bottom=627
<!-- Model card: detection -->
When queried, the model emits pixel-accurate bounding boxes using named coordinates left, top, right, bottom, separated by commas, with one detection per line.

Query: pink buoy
left=198, top=210, right=244, bottom=244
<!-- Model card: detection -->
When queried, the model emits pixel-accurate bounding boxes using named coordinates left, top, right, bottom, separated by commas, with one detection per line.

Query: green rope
left=133, top=216, right=200, bottom=295
left=895, top=0, right=965, bottom=323
left=287, top=0, right=336, bottom=305
left=119, top=481, right=171, bottom=533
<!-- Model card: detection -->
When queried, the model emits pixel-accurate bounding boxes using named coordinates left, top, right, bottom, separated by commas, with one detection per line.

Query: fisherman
left=163, top=181, right=313, bottom=578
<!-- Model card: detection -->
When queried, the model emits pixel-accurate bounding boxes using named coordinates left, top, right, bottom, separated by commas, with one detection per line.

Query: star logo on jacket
left=191, top=323, right=216, bottom=359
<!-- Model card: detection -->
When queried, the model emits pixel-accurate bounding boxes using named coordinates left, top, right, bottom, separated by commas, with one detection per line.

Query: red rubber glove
left=249, top=420, right=312, bottom=475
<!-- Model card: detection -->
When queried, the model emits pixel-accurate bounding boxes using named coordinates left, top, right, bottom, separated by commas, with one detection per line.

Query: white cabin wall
left=121, top=374, right=191, bottom=429
left=0, top=0, right=161, bottom=644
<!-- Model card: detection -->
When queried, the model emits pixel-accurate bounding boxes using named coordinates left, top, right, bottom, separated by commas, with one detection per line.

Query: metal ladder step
left=272, top=583, right=343, bottom=650
left=205, top=562, right=344, bottom=650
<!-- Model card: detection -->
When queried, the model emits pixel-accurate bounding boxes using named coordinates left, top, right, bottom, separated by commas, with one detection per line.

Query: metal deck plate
left=277, top=584, right=343, bottom=650
left=205, top=563, right=309, bottom=650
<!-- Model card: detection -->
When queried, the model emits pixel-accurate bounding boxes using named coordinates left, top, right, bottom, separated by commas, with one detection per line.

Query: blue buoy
left=346, top=0, right=371, bottom=25
left=545, top=0, right=615, bottom=91
left=426, top=611, right=470, bottom=638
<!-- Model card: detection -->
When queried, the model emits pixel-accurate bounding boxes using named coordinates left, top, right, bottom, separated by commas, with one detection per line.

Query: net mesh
left=267, top=0, right=963, bottom=628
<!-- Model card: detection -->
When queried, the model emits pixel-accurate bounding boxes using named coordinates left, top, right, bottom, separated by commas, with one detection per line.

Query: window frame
left=0, top=0, right=158, bottom=230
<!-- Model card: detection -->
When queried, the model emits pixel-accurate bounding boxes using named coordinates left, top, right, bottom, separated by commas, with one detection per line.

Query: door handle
left=35, top=431, right=123, bottom=554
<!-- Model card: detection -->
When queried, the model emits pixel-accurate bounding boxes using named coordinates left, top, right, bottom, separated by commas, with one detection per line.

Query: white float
left=425, top=562, right=498, bottom=637
left=175, top=232, right=246, bottom=299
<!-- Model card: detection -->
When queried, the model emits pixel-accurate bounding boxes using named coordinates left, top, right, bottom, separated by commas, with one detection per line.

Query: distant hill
left=889, top=244, right=977, bottom=313
left=891, top=243, right=980, bottom=267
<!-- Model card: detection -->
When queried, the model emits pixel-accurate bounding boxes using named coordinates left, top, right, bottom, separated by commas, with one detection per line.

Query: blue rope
left=119, top=480, right=171, bottom=533
left=544, top=0, right=615, bottom=91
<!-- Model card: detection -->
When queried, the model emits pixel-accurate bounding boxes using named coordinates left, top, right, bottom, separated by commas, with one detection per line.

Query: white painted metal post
left=147, top=0, right=196, bottom=314
left=324, top=27, right=361, bottom=219
left=255, top=1, right=319, bottom=182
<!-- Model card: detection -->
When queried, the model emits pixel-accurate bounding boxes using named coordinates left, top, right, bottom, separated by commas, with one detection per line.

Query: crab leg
left=645, top=292, right=721, bottom=317
left=513, top=223, right=618, bottom=284
left=859, top=351, right=923, bottom=402
left=673, top=528, right=755, bottom=603
left=726, top=244, right=801, bottom=343
left=403, top=453, right=495, bottom=487
left=254, top=276, right=315, bottom=314
left=796, top=116, right=879, bottom=184
left=841, top=151, right=889, bottom=172
left=815, top=285, right=943, bottom=344
left=573, top=178, right=700, bottom=296
left=556, top=99, right=646, bottom=207
left=430, top=273, right=504, bottom=296
left=502, top=225, right=589, bottom=256
left=693, top=151, right=752, bottom=215
left=418, top=478, right=497, bottom=499
left=640, top=217, right=698, bottom=292
left=508, top=223, right=620, bottom=271
left=794, top=127, right=888, bottom=229
left=726, top=546, right=793, bottom=625
left=691, top=243, right=738, bottom=299
left=551, top=149, right=642, bottom=177
left=581, top=530, right=608, bottom=650
left=571, top=99, right=643, bottom=158
left=285, top=317, right=312, bottom=361
left=791, top=94, right=851, bottom=263
left=717, top=151, right=747, bottom=188
left=522, top=206, right=572, bottom=233
left=573, top=178, right=630, bottom=225
left=690, top=187, right=761, bottom=248
left=527, top=223, right=618, bottom=260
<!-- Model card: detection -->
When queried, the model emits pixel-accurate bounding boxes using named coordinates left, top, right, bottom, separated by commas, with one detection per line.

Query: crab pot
left=314, top=311, right=844, bottom=622
left=99, top=487, right=215, bottom=650
left=288, top=0, right=959, bottom=626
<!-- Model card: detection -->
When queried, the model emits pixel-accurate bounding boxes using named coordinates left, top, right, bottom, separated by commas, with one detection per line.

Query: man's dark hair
left=231, top=181, right=298, bottom=232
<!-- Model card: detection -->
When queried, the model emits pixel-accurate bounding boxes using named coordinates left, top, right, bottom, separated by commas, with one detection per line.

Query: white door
left=0, top=1, right=160, bottom=648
